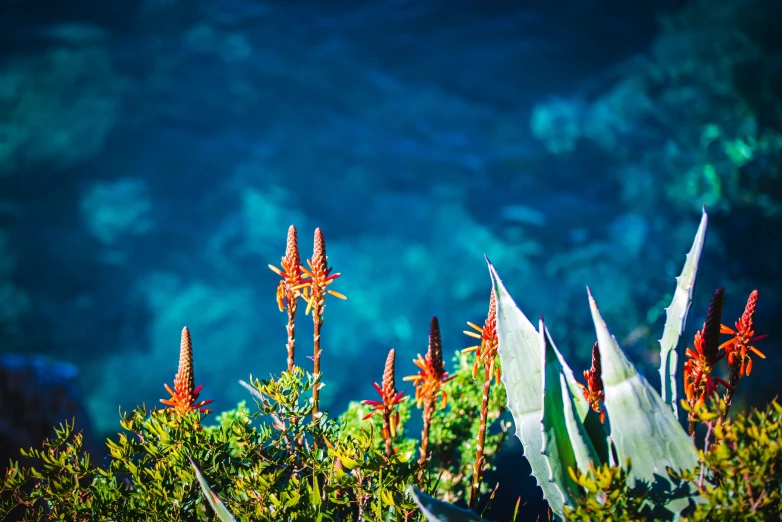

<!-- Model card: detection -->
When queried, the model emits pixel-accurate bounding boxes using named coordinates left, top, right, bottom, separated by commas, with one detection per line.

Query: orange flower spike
left=462, top=289, right=500, bottom=383
left=578, top=342, right=605, bottom=423
left=160, top=327, right=213, bottom=415
left=684, top=288, right=730, bottom=400
left=301, top=228, right=346, bottom=315
left=268, top=225, right=306, bottom=311
left=301, top=228, right=346, bottom=420
left=406, top=317, right=453, bottom=470
left=685, top=288, right=732, bottom=437
left=720, top=290, right=767, bottom=376
left=269, top=225, right=308, bottom=373
left=361, top=349, right=405, bottom=456
left=403, top=317, right=453, bottom=407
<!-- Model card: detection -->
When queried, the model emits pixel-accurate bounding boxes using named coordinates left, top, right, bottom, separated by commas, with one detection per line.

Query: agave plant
left=418, top=208, right=709, bottom=521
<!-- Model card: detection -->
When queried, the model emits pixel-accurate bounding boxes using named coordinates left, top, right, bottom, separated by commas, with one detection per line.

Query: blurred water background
left=0, top=0, right=780, bottom=517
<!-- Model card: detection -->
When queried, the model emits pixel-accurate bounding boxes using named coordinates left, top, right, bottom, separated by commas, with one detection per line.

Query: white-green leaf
left=407, top=486, right=488, bottom=522
left=588, top=289, right=700, bottom=516
left=542, top=321, right=609, bottom=467
left=487, top=258, right=566, bottom=519
left=189, top=457, right=237, bottom=522
left=540, top=318, right=591, bottom=510
left=659, top=206, right=708, bottom=417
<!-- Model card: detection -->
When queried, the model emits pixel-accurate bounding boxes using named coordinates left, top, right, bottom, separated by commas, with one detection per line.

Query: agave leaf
left=239, top=379, right=263, bottom=400
left=189, top=457, right=237, bottom=522
left=543, top=322, right=610, bottom=467
left=407, top=485, right=488, bottom=522
left=659, top=206, right=708, bottom=417
left=588, top=289, right=700, bottom=515
left=487, top=258, right=567, bottom=519
left=540, top=317, right=594, bottom=509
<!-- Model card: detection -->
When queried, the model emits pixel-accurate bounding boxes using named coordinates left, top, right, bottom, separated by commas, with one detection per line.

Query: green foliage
left=566, top=399, right=782, bottom=521
left=689, top=399, right=782, bottom=520
left=1, top=357, right=508, bottom=521
left=564, top=460, right=647, bottom=521
left=425, top=352, right=508, bottom=504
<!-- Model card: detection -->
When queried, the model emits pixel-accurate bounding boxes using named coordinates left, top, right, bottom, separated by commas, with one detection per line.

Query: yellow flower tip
left=268, top=264, right=284, bottom=276
left=461, top=346, right=479, bottom=354
left=466, top=321, right=484, bottom=332
left=328, top=290, right=347, bottom=300
left=402, top=375, right=418, bottom=382
left=464, top=330, right=483, bottom=339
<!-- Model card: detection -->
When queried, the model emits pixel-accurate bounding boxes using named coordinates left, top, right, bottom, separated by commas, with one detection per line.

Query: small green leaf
left=327, top=447, right=360, bottom=469
left=380, top=489, right=396, bottom=507
left=188, top=457, right=236, bottom=522
left=407, top=485, right=489, bottom=521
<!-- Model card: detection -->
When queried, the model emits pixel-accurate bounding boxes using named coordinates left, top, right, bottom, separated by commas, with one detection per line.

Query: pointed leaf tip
left=189, top=457, right=236, bottom=522
left=407, top=485, right=488, bottom=521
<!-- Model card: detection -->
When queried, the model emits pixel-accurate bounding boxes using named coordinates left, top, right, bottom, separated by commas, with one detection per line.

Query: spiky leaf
left=540, top=318, right=595, bottom=509
left=659, top=207, right=708, bottom=417
left=543, top=322, right=609, bottom=467
left=487, top=258, right=568, bottom=519
left=588, top=289, right=700, bottom=516
left=407, top=486, right=488, bottom=522
left=189, top=457, right=237, bottom=522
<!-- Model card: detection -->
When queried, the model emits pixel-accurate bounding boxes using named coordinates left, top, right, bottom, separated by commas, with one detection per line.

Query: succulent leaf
left=588, top=289, right=701, bottom=516
left=543, top=323, right=610, bottom=467
left=488, top=258, right=580, bottom=519
left=540, top=318, right=592, bottom=510
left=659, top=206, right=708, bottom=417
left=189, top=457, right=237, bottom=522
left=407, top=485, right=489, bottom=522
left=486, top=259, right=555, bottom=512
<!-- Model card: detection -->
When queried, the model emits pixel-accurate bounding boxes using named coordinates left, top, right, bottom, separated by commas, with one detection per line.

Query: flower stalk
left=268, top=225, right=306, bottom=373
left=404, top=316, right=452, bottom=476
left=361, top=349, right=406, bottom=457
left=462, top=290, right=499, bottom=511
left=301, top=228, right=346, bottom=420
left=720, top=289, right=767, bottom=423
left=683, top=287, right=727, bottom=437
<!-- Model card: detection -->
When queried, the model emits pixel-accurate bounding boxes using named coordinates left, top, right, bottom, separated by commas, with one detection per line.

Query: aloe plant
left=418, top=209, right=709, bottom=521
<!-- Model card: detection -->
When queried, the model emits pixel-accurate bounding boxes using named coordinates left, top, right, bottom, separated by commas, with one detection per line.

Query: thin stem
left=720, top=365, right=740, bottom=425
left=312, top=310, right=323, bottom=422
left=469, top=362, right=492, bottom=511
left=286, top=301, right=297, bottom=373
left=418, top=396, right=435, bottom=480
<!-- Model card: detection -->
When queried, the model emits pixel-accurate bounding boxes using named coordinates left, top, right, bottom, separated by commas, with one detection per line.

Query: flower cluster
left=160, top=326, right=213, bottom=415
left=578, top=342, right=605, bottom=423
